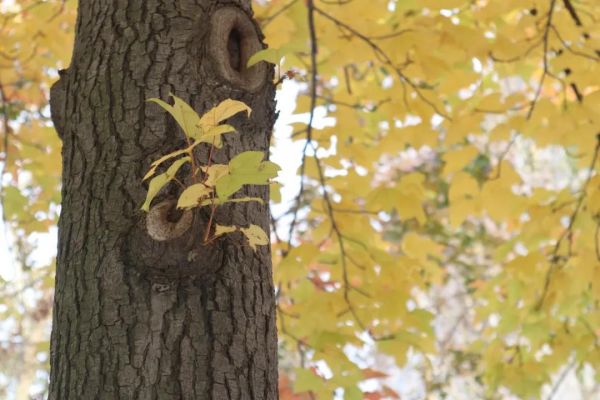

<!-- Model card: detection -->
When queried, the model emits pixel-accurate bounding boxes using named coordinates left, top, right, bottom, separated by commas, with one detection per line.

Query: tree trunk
left=48, top=1, right=278, bottom=399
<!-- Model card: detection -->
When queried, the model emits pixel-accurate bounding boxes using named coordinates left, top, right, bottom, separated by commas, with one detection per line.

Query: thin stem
left=527, top=0, right=558, bottom=120
left=203, top=203, right=217, bottom=243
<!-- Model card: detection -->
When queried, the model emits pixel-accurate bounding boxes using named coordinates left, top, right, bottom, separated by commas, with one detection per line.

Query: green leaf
left=148, top=94, right=201, bottom=139
left=344, top=386, right=363, bottom=400
left=293, top=369, right=322, bottom=393
left=215, top=176, right=245, bottom=201
left=177, top=183, right=213, bottom=209
left=240, top=224, right=269, bottom=251
left=215, top=151, right=281, bottom=200
left=198, top=99, right=252, bottom=128
left=141, top=157, right=190, bottom=211
left=3, top=186, right=28, bottom=221
left=377, top=337, right=409, bottom=366
left=270, top=182, right=282, bottom=203
left=229, top=151, right=264, bottom=170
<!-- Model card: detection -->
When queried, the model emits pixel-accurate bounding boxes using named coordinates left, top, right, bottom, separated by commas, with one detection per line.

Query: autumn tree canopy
left=1, top=0, right=600, bottom=398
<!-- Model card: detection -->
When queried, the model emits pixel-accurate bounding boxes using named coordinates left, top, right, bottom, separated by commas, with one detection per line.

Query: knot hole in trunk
left=209, top=7, right=267, bottom=92
left=227, top=28, right=242, bottom=72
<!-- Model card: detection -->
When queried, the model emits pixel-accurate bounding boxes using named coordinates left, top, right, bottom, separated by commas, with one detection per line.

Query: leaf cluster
left=141, top=95, right=280, bottom=249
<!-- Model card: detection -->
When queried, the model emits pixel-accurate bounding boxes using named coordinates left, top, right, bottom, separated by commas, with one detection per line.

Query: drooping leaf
left=247, top=48, right=282, bottom=67
left=197, top=124, right=237, bottom=148
left=198, top=99, right=252, bottom=128
left=148, top=94, right=201, bottom=138
left=143, top=148, right=189, bottom=181
left=141, top=157, right=190, bottom=211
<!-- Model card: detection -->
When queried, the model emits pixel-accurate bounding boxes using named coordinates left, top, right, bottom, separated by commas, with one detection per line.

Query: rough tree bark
left=48, top=1, right=278, bottom=399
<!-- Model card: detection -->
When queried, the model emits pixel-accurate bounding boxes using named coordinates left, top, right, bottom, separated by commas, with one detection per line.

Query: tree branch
left=562, top=0, right=582, bottom=26
left=537, top=135, right=600, bottom=310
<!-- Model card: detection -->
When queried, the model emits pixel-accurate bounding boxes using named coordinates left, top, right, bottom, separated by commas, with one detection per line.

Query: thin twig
left=527, top=0, right=558, bottom=120
left=550, top=25, right=599, bottom=61
left=0, top=82, right=12, bottom=226
left=537, top=135, right=600, bottom=310
left=313, top=6, right=450, bottom=120
left=595, top=218, right=600, bottom=261
left=309, top=141, right=368, bottom=332
left=285, top=0, right=319, bottom=251
left=545, top=359, right=577, bottom=400
left=259, top=0, right=299, bottom=27
left=562, top=0, right=582, bottom=26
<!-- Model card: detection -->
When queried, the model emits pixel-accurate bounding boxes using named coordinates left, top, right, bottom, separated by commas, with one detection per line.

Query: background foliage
left=1, top=0, right=600, bottom=398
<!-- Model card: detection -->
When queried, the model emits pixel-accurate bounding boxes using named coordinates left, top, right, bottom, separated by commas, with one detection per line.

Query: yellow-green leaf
left=270, top=182, right=282, bottom=203
left=143, top=148, right=188, bottom=181
left=148, top=94, right=201, bottom=138
left=177, top=183, right=213, bottom=209
left=201, top=164, right=230, bottom=187
left=247, top=48, right=282, bottom=67
left=198, top=99, right=252, bottom=128
left=198, top=196, right=264, bottom=207
left=141, top=157, right=190, bottom=211
left=216, top=151, right=280, bottom=200
left=197, top=124, right=237, bottom=148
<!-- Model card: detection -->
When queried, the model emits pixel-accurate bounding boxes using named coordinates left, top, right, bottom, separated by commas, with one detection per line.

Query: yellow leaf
left=143, top=149, right=188, bottom=181
left=198, top=124, right=237, bottom=148
left=480, top=163, right=524, bottom=222
left=402, top=232, right=440, bottom=263
left=240, top=224, right=269, bottom=251
left=448, top=171, right=480, bottom=227
left=587, top=182, right=600, bottom=216
left=443, top=146, right=479, bottom=176
left=201, top=164, right=230, bottom=187
left=214, top=225, right=237, bottom=237
left=198, top=197, right=264, bottom=207
left=177, top=183, right=213, bottom=209
left=148, top=95, right=202, bottom=138
left=198, top=99, right=252, bottom=128
left=420, top=0, right=471, bottom=10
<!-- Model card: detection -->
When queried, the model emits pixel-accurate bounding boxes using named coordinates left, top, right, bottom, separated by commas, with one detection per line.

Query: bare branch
left=537, top=135, right=600, bottom=310
left=313, top=6, right=451, bottom=120
left=562, top=0, right=582, bottom=26
left=527, top=0, right=558, bottom=120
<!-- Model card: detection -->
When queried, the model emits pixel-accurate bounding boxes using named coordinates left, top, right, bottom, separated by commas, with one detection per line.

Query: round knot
left=146, top=199, right=193, bottom=241
left=209, top=7, right=267, bottom=92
